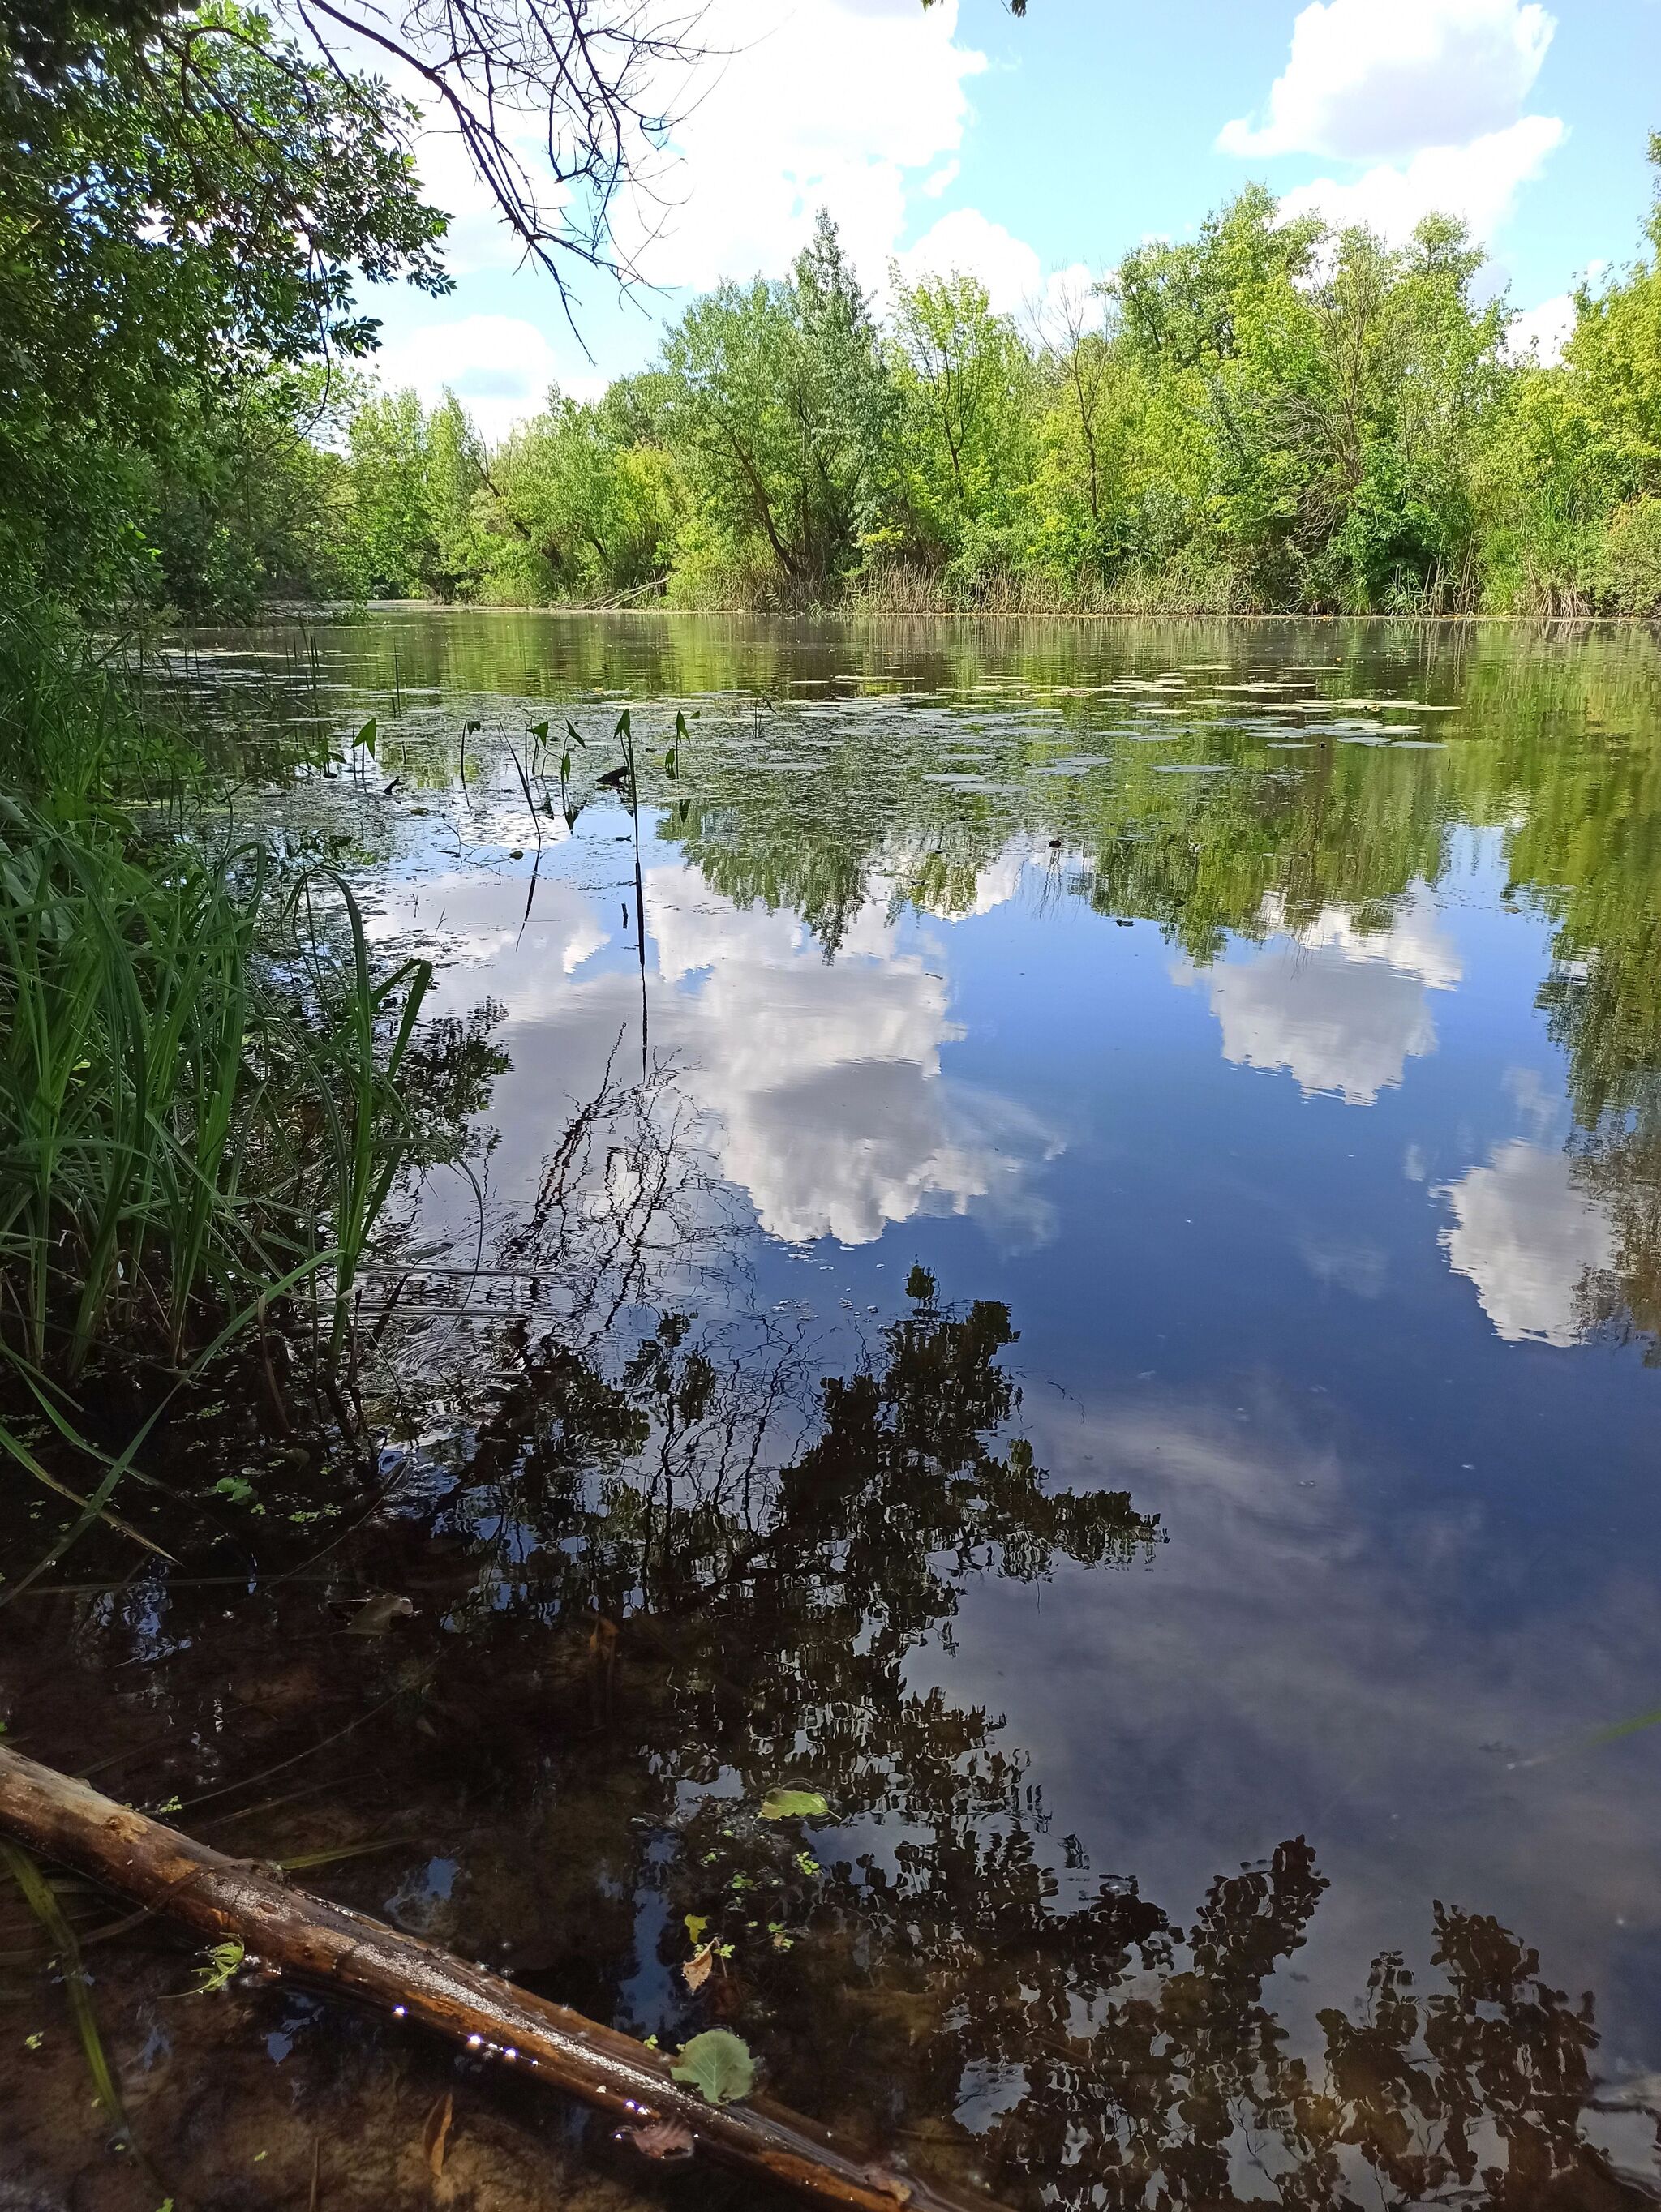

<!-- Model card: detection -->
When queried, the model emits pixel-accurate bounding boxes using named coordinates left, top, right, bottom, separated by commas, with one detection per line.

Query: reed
left=0, top=799, right=437, bottom=1494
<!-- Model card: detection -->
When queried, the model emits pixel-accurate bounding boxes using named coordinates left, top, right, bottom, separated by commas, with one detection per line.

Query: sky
left=364, top=0, right=1661, bottom=441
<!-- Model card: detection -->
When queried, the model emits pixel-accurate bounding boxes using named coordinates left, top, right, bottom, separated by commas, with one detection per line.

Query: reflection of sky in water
left=381, top=794, right=1661, bottom=2071
left=1176, top=888, right=1461, bottom=1104
left=200, top=616, right=1661, bottom=2172
left=1440, top=1137, right=1616, bottom=1344
left=384, top=851, right=1061, bottom=1250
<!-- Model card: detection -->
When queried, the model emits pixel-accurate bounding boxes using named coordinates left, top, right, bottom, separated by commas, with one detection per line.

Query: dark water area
left=6, top=611, right=1661, bottom=2211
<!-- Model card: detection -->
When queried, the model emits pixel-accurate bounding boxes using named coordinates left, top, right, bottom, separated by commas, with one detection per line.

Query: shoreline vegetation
left=323, top=595, right=1661, bottom=626
left=106, top=163, right=1661, bottom=630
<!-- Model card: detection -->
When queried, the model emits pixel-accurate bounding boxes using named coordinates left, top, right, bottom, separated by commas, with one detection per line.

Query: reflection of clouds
left=1437, top=1138, right=1615, bottom=1346
left=1298, top=1232, right=1388, bottom=1297
left=367, top=868, right=610, bottom=979
left=394, top=859, right=1060, bottom=1251
left=904, top=850, right=1030, bottom=921
left=1178, top=890, right=1461, bottom=1104
left=651, top=870, right=1059, bottom=1245
left=952, top=1385, right=1661, bottom=2036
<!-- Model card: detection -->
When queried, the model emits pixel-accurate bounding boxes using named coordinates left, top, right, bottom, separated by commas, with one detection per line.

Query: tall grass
left=0, top=812, right=435, bottom=1383
left=0, top=619, right=443, bottom=1537
left=0, top=606, right=189, bottom=808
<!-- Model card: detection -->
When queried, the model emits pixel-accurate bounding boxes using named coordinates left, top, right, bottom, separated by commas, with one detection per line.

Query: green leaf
left=356, top=718, right=377, bottom=755
left=759, top=1788, right=829, bottom=1821
left=670, top=2029, right=755, bottom=2106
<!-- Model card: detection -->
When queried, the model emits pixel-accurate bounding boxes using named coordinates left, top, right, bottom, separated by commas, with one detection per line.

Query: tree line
left=6, top=0, right=1661, bottom=624
left=140, top=167, right=1661, bottom=620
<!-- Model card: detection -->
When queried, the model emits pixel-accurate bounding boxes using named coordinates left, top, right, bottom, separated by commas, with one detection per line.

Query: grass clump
left=0, top=616, right=451, bottom=1554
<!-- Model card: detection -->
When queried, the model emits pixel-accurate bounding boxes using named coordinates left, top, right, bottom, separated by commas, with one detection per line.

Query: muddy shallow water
left=6, top=611, right=1661, bottom=2210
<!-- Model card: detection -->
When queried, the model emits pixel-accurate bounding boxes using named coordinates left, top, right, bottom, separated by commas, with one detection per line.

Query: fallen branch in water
left=0, top=1742, right=1006, bottom=2212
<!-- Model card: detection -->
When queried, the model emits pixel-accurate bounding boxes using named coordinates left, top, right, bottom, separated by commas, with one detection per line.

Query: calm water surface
left=11, top=611, right=1661, bottom=2210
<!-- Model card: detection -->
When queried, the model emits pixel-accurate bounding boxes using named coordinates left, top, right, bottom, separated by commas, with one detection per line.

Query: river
left=7, top=610, right=1661, bottom=2210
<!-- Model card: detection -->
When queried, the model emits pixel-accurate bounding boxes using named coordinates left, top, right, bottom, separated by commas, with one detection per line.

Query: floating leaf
left=684, top=1914, right=709, bottom=1944
left=670, top=2029, right=754, bottom=2106
left=759, top=1788, right=828, bottom=1822
left=683, top=1942, right=716, bottom=1992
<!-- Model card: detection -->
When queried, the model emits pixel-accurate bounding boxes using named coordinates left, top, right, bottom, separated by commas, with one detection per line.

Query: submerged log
left=0, top=1741, right=1006, bottom=2212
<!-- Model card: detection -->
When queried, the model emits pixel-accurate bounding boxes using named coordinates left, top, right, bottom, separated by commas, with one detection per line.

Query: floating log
left=0, top=1742, right=1006, bottom=2212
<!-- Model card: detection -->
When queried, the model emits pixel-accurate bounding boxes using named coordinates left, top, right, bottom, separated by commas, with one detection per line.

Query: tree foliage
left=236, top=144, right=1661, bottom=622
left=0, top=0, right=449, bottom=603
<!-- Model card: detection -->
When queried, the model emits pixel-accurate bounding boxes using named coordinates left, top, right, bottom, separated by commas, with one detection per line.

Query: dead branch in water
left=0, top=1740, right=1007, bottom=2212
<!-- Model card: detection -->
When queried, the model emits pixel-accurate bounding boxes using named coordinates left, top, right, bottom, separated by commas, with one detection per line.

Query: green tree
left=479, top=378, right=685, bottom=602
left=883, top=267, right=1039, bottom=587
left=659, top=210, right=892, bottom=600
left=0, top=1, right=449, bottom=607
left=144, top=368, right=363, bottom=617
left=341, top=386, right=488, bottom=600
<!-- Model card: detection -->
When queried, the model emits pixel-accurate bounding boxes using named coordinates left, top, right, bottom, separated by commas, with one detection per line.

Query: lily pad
left=759, top=1788, right=829, bottom=1821
left=670, top=2029, right=755, bottom=2106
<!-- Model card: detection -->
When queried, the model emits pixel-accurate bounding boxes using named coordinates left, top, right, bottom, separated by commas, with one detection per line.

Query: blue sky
left=367, top=0, right=1661, bottom=439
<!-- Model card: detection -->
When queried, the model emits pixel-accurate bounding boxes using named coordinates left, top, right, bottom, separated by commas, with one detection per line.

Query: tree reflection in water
left=389, top=1213, right=1655, bottom=2209
left=1, top=1064, right=1654, bottom=2209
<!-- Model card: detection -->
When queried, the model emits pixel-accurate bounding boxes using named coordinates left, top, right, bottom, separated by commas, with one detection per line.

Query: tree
left=479, top=378, right=685, bottom=602
left=146, top=367, right=363, bottom=615
left=0, top=0, right=449, bottom=603
left=2, top=0, right=711, bottom=315
left=885, top=268, right=1039, bottom=586
left=659, top=211, right=893, bottom=600
left=340, top=385, right=489, bottom=599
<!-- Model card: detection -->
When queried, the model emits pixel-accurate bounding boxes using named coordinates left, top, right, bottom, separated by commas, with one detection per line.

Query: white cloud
left=1504, top=289, right=1575, bottom=364
left=1437, top=1138, right=1615, bottom=1345
left=649, top=869, right=1060, bottom=1244
left=1177, top=890, right=1461, bottom=1107
left=1221, top=0, right=1556, bottom=161
left=895, top=208, right=1039, bottom=311
left=612, top=0, right=989, bottom=293
left=365, top=0, right=1067, bottom=438
left=895, top=210, right=1094, bottom=320
left=371, top=316, right=604, bottom=440
left=388, top=853, right=1059, bottom=1250
left=1278, top=115, right=1564, bottom=245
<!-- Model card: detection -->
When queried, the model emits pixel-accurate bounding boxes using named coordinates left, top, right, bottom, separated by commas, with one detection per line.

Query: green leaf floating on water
left=670, top=2029, right=755, bottom=2106
left=759, top=1788, right=828, bottom=1821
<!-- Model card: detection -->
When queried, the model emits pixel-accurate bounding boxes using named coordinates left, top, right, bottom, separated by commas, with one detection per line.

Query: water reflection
left=6, top=1240, right=1659, bottom=2208
left=1176, top=889, right=1461, bottom=1105
left=648, top=869, right=1059, bottom=1246
left=1440, top=1138, right=1618, bottom=1345
left=376, top=856, right=1059, bottom=1250
left=45, top=609, right=1661, bottom=2205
